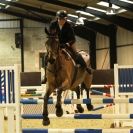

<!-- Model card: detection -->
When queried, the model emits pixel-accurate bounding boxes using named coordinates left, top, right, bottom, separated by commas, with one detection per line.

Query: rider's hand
left=66, top=43, right=70, bottom=47
left=60, top=43, right=70, bottom=48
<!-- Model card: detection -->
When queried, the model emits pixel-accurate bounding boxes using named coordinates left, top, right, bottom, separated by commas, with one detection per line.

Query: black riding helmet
left=56, top=10, right=67, bottom=19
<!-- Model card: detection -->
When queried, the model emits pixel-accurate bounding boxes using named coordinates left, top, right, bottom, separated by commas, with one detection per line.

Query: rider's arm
left=66, top=23, right=76, bottom=46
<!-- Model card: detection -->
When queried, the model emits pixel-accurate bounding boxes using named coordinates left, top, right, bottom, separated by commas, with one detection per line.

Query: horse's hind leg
left=82, top=75, right=94, bottom=111
left=42, top=88, right=53, bottom=126
left=56, top=89, right=63, bottom=117
left=75, top=86, right=84, bottom=113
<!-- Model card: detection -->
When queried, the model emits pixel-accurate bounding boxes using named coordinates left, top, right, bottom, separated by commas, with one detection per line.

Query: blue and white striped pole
left=92, top=103, right=114, bottom=111
left=22, top=128, right=133, bottom=133
left=20, top=98, right=133, bottom=104
left=0, top=70, right=2, bottom=103
left=0, top=70, right=6, bottom=103
left=21, top=114, right=133, bottom=119
left=91, top=90, right=113, bottom=97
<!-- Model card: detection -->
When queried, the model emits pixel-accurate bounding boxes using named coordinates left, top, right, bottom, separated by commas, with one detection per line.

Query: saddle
left=61, top=49, right=93, bottom=74
left=61, top=49, right=76, bottom=65
left=62, top=49, right=86, bottom=67
left=61, top=49, right=93, bottom=86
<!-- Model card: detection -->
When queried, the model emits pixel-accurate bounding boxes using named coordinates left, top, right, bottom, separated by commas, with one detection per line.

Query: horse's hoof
left=42, top=118, right=50, bottom=126
left=56, top=108, right=63, bottom=117
left=87, top=104, right=94, bottom=111
left=77, top=105, right=84, bottom=113
left=74, top=110, right=79, bottom=113
left=66, top=111, right=70, bottom=114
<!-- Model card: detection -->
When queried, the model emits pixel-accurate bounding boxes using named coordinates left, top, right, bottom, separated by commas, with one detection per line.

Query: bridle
left=45, top=35, right=60, bottom=64
left=45, top=35, right=62, bottom=75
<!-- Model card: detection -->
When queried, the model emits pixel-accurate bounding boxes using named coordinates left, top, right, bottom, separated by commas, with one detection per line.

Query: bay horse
left=42, top=28, right=93, bottom=126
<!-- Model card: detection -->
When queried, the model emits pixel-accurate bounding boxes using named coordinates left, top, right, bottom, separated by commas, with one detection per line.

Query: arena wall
left=0, top=13, right=133, bottom=71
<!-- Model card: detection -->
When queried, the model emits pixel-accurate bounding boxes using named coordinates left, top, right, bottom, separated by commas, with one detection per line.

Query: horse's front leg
left=55, top=79, right=69, bottom=117
left=55, top=88, right=63, bottom=117
left=42, top=89, right=52, bottom=126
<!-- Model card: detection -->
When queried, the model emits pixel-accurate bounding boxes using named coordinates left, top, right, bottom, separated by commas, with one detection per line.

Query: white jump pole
left=14, top=64, right=22, bottom=133
left=7, top=107, right=15, bottom=133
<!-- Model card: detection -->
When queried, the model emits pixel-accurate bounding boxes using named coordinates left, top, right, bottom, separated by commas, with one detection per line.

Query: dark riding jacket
left=49, top=20, right=76, bottom=47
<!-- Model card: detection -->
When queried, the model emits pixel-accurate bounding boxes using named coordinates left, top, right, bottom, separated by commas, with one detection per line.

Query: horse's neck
left=57, top=51, right=67, bottom=68
left=48, top=49, right=75, bottom=73
left=59, top=51, right=75, bottom=74
left=50, top=51, right=73, bottom=72
left=48, top=54, right=62, bottom=73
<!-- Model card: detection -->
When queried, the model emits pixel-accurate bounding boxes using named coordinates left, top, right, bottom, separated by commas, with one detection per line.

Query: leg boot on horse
left=41, top=54, right=48, bottom=84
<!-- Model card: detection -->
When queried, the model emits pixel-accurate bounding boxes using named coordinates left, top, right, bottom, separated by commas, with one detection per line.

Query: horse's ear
left=45, top=27, right=50, bottom=36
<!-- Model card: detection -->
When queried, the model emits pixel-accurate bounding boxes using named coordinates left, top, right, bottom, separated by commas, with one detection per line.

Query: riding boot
left=75, top=54, right=93, bottom=74
left=65, top=45, right=93, bottom=74
left=75, top=54, right=86, bottom=67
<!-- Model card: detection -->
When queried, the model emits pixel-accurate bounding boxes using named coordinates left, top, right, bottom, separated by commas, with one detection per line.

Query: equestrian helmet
left=56, top=10, right=67, bottom=19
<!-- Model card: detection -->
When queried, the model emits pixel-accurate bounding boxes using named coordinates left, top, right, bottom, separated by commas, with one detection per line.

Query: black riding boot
left=65, top=46, right=93, bottom=74
left=76, top=54, right=93, bottom=74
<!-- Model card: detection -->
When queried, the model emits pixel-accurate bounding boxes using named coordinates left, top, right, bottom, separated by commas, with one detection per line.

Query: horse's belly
left=70, top=70, right=87, bottom=89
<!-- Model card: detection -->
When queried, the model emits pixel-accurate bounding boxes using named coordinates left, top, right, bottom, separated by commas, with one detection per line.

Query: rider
left=50, top=10, right=76, bottom=50
left=42, top=10, right=92, bottom=84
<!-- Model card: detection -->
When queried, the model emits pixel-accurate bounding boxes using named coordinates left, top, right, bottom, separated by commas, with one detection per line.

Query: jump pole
left=20, top=98, right=133, bottom=104
left=22, top=128, right=133, bottom=133
left=91, top=90, right=113, bottom=97
left=21, top=114, right=133, bottom=119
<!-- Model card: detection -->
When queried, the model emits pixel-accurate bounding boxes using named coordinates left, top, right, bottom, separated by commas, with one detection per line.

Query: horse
left=42, top=28, right=93, bottom=126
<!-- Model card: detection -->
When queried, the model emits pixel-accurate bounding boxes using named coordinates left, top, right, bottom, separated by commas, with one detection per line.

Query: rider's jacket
left=49, top=20, right=76, bottom=47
